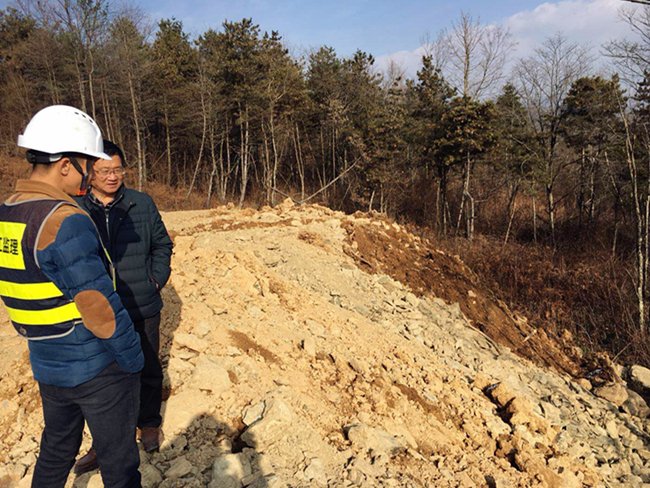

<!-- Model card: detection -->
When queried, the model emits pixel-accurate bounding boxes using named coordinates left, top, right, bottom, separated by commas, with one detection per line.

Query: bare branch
left=443, top=10, right=515, bottom=99
left=381, top=56, right=406, bottom=91
left=604, top=5, right=650, bottom=86
left=272, top=158, right=361, bottom=205
left=419, top=29, right=450, bottom=72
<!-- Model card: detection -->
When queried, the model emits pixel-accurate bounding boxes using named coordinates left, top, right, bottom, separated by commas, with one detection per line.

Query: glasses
left=95, top=168, right=126, bottom=177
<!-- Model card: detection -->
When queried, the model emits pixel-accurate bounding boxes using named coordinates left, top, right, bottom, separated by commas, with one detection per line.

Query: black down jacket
left=76, top=185, right=173, bottom=321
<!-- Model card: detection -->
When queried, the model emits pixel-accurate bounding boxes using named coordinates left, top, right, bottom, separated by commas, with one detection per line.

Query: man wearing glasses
left=74, top=140, right=173, bottom=473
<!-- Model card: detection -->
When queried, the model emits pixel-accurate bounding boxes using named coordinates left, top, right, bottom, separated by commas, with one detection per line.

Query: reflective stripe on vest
left=0, top=199, right=85, bottom=339
left=5, top=302, right=80, bottom=325
left=0, top=280, right=64, bottom=299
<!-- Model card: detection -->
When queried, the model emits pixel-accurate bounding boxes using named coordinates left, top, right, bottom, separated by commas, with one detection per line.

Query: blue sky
left=139, top=0, right=546, bottom=57
left=2, top=0, right=641, bottom=77
left=140, top=0, right=640, bottom=78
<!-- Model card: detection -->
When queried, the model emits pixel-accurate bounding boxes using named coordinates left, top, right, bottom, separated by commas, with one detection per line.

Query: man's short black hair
left=103, top=140, right=126, bottom=166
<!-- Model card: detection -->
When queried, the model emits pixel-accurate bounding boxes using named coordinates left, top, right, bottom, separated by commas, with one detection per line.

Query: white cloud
left=503, top=0, right=637, bottom=61
left=376, top=0, right=642, bottom=83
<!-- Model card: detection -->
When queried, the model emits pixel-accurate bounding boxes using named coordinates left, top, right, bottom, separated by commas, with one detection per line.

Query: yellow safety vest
left=0, top=199, right=114, bottom=339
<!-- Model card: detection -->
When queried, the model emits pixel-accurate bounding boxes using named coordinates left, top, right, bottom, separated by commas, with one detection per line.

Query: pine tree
left=439, top=96, right=495, bottom=238
left=493, top=83, right=534, bottom=240
left=408, top=55, right=454, bottom=231
left=563, top=75, right=623, bottom=227
left=151, top=19, right=198, bottom=186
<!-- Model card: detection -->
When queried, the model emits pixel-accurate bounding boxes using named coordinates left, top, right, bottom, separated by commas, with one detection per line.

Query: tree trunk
left=87, top=50, right=97, bottom=120
left=293, top=123, right=305, bottom=202
left=505, top=180, right=519, bottom=233
left=261, top=121, right=272, bottom=205
left=206, top=122, right=217, bottom=208
left=644, top=147, right=650, bottom=328
left=187, top=90, right=208, bottom=198
left=533, top=195, right=538, bottom=244
left=612, top=208, right=619, bottom=256
left=100, top=81, right=112, bottom=141
left=44, top=47, right=60, bottom=105
left=467, top=191, right=475, bottom=240
left=128, top=73, right=144, bottom=191
left=164, top=96, right=173, bottom=186
left=319, top=126, right=327, bottom=198
left=269, top=113, right=279, bottom=206
left=546, top=183, right=556, bottom=245
left=636, top=204, right=646, bottom=334
left=238, top=105, right=250, bottom=208
left=623, top=116, right=645, bottom=331
left=435, top=181, right=440, bottom=228
left=455, top=154, right=472, bottom=237
left=588, top=155, right=597, bottom=224
left=438, top=164, right=448, bottom=234
left=332, top=128, right=337, bottom=185
left=75, top=61, right=87, bottom=113
left=604, top=151, right=623, bottom=256
left=219, top=116, right=231, bottom=202
left=504, top=194, right=518, bottom=244
left=578, top=148, right=586, bottom=229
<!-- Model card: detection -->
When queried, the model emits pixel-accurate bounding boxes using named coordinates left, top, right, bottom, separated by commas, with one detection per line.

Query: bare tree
left=18, top=0, right=108, bottom=115
left=186, top=63, right=209, bottom=199
left=419, top=29, right=450, bottom=73
left=55, top=0, right=108, bottom=117
left=619, top=95, right=650, bottom=332
left=444, top=11, right=515, bottom=99
left=604, top=4, right=650, bottom=87
left=14, top=0, right=64, bottom=106
left=107, top=8, right=152, bottom=191
left=514, top=33, right=592, bottom=242
left=381, top=57, right=406, bottom=92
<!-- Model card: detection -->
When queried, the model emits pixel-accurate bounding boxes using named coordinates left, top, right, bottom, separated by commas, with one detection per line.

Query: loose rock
left=346, top=424, right=405, bottom=456
left=188, top=356, right=232, bottom=395
left=594, top=383, right=629, bottom=407
left=209, top=453, right=251, bottom=488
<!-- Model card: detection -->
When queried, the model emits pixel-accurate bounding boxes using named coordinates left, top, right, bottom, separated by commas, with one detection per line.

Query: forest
left=2, top=0, right=650, bottom=369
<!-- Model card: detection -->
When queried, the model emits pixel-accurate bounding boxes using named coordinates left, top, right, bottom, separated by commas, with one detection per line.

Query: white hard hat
left=17, top=105, right=111, bottom=160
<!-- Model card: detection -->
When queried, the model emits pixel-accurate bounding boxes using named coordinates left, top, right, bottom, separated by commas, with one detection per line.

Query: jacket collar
left=14, top=180, right=78, bottom=205
left=87, top=184, right=126, bottom=209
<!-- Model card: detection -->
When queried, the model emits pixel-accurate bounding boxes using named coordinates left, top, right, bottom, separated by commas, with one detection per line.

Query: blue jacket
left=3, top=180, right=144, bottom=387
left=76, top=186, right=173, bottom=321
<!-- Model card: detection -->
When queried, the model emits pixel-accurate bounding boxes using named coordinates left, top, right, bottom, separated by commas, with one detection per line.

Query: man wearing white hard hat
left=0, top=105, right=144, bottom=487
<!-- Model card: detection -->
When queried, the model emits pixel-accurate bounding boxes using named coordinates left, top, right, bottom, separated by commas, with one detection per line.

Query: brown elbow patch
left=74, top=290, right=116, bottom=339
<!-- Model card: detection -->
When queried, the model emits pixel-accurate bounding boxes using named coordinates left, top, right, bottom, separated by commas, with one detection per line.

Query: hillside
left=1, top=200, right=650, bottom=487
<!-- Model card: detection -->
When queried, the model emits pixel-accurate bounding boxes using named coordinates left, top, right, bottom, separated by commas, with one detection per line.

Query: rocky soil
left=2, top=200, right=650, bottom=487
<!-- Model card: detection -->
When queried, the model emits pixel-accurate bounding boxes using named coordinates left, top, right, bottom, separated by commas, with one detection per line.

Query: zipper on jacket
left=105, top=208, right=110, bottom=241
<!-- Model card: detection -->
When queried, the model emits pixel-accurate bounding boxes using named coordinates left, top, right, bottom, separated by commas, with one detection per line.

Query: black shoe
left=74, top=448, right=99, bottom=475
left=140, top=427, right=164, bottom=453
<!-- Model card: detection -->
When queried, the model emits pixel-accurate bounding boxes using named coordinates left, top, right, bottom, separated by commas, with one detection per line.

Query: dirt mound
left=1, top=199, right=649, bottom=488
left=341, top=216, right=582, bottom=378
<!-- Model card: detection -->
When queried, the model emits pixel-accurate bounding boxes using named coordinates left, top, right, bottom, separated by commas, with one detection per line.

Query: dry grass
left=0, top=157, right=30, bottom=202
left=138, top=180, right=213, bottom=211
left=438, top=233, right=649, bottom=368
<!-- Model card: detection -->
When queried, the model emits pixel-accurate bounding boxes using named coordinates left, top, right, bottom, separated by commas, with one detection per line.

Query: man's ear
left=58, top=157, right=71, bottom=177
